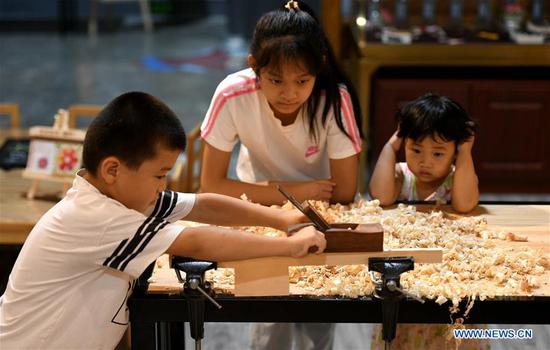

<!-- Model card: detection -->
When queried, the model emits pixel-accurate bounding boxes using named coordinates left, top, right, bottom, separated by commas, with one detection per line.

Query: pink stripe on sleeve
left=343, top=89, right=362, bottom=148
left=202, top=85, right=259, bottom=138
left=339, top=87, right=361, bottom=153
left=202, top=78, right=257, bottom=137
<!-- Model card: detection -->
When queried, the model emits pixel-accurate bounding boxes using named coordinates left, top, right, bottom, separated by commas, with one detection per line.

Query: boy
left=0, top=92, right=326, bottom=349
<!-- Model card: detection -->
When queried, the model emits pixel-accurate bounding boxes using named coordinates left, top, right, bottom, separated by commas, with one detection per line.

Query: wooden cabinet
left=370, top=78, right=550, bottom=193
left=319, top=0, right=550, bottom=193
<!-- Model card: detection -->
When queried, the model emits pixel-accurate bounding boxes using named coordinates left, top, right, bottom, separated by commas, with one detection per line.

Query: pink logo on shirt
left=305, top=145, right=320, bottom=158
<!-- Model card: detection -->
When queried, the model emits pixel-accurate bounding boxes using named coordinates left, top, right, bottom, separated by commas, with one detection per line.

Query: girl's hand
left=288, top=225, right=326, bottom=257
left=388, top=130, right=403, bottom=153
left=291, top=180, right=335, bottom=202
left=458, top=136, right=475, bottom=155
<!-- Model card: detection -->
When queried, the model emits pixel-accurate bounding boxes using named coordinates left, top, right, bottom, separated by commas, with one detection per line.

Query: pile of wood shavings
left=241, top=200, right=549, bottom=311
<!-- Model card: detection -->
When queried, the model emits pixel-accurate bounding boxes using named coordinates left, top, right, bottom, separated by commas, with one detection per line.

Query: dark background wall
left=0, top=0, right=212, bottom=31
left=226, top=0, right=320, bottom=38
left=0, top=0, right=321, bottom=35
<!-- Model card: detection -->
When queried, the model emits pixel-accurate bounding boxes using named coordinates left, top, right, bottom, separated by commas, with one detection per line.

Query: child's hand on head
left=388, top=130, right=403, bottom=152
left=458, top=135, right=475, bottom=154
left=291, top=180, right=335, bottom=202
left=288, top=225, right=326, bottom=257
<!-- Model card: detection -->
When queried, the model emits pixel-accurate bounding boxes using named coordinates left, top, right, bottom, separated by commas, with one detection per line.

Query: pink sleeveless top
left=397, top=163, right=454, bottom=203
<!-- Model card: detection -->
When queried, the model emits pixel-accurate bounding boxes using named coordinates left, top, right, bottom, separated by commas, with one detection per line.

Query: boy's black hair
left=250, top=0, right=363, bottom=142
left=397, top=93, right=476, bottom=144
left=82, top=91, right=186, bottom=175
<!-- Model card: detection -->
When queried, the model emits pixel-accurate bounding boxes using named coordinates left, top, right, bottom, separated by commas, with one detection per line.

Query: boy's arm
left=183, top=193, right=306, bottom=231
left=201, top=142, right=336, bottom=205
left=166, top=225, right=326, bottom=260
left=451, top=137, right=479, bottom=213
left=369, top=131, right=402, bottom=205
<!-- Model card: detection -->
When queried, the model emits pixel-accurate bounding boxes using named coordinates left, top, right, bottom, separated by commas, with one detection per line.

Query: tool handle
left=386, top=280, right=424, bottom=304
left=189, top=278, right=222, bottom=309
left=277, top=186, right=330, bottom=232
left=308, top=245, right=319, bottom=254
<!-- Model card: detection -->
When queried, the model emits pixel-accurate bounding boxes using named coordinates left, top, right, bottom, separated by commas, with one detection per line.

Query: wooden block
left=288, top=222, right=384, bottom=253
left=325, top=223, right=383, bottom=252
left=233, top=264, right=289, bottom=296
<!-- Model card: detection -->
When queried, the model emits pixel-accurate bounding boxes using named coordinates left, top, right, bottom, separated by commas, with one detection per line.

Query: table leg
left=130, top=321, right=157, bottom=350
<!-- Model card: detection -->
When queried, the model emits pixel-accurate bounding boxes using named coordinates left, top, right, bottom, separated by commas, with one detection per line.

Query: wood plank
left=218, top=248, right=442, bottom=270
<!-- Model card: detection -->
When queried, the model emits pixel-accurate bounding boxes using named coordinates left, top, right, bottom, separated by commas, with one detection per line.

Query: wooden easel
left=22, top=109, right=86, bottom=200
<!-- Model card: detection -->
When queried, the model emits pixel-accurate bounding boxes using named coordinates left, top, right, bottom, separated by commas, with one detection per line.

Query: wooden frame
left=22, top=125, right=86, bottom=199
left=0, top=103, right=20, bottom=129
left=169, top=124, right=203, bottom=193
left=88, top=0, right=153, bottom=36
left=67, top=104, right=103, bottom=129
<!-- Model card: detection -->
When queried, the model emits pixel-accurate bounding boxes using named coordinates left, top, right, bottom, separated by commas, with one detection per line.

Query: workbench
left=128, top=204, right=550, bottom=349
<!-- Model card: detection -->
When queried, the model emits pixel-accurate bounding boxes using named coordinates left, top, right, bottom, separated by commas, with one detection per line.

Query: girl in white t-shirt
left=200, top=0, right=363, bottom=206
left=201, top=2, right=363, bottom=349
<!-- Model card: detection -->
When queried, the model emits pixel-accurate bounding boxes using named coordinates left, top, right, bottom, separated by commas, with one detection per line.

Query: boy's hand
left=458, top=136, right=475, bottom=155
left=279, top=209, right=309, bottom=231
left=288, top=225, right=326, bottom=257
left=388, top=130, right=403, bottom=152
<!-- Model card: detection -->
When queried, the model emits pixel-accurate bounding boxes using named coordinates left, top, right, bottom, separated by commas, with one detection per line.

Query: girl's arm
left=451, top=137, right=479, bottom=213
left=166, top=224, right=326, bottom=260
left=329, top=154, right=358, bottom=204
left=184, top=192, right=306, bottom=231
left=201, top=142, right=335, bottom=205
left=369, top=131, right=403, bottom=205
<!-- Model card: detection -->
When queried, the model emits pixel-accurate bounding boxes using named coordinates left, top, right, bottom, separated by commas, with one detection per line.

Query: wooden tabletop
left=147, top=204, right=549, bottom=297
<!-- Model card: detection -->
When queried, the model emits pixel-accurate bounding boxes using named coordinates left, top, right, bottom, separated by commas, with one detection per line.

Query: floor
left=1, top=15, right=549, bottom=350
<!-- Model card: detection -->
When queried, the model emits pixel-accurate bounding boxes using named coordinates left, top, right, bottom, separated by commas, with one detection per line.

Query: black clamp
left=171, top=256, right=222, bottom=350
left=368, top=256, right=424, bottom=349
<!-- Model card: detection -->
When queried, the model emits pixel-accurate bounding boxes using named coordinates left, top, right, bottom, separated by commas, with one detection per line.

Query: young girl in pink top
left=200, top=1, right=363, bottom=349
left=370, top=93, right=486, bottom=349
left=369, top=93, right=479, bottom=213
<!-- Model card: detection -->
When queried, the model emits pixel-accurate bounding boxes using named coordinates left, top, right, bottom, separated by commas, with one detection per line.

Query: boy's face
left=110, top=145, right=180, bottom=213
left=404, top=135, right=455, bottom=185
left=255, top=59, right=316, bottom=120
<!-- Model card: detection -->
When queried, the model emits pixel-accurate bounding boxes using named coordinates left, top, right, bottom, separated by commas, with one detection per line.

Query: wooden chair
left=0, top=103, right=20, bottom=129
left=68, top=104, right=103, bottom=129
left=88, top=0, right=153, bottom=36
left=168, top=124, right=203, bottom=193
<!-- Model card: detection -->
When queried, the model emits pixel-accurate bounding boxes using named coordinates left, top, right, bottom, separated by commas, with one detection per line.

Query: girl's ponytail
left=290, top=1, right=363, bottom=142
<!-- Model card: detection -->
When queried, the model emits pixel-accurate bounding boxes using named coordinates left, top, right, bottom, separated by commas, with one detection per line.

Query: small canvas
left=26, top=140, right=56, bottom=175
left=54, top=143, right=82, bottom=176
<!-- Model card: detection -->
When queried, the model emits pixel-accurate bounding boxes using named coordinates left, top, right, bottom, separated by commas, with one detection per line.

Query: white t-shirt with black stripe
left=0, top=173, right=195, bottom=350
left=201, top=68, right=362, bottom=183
